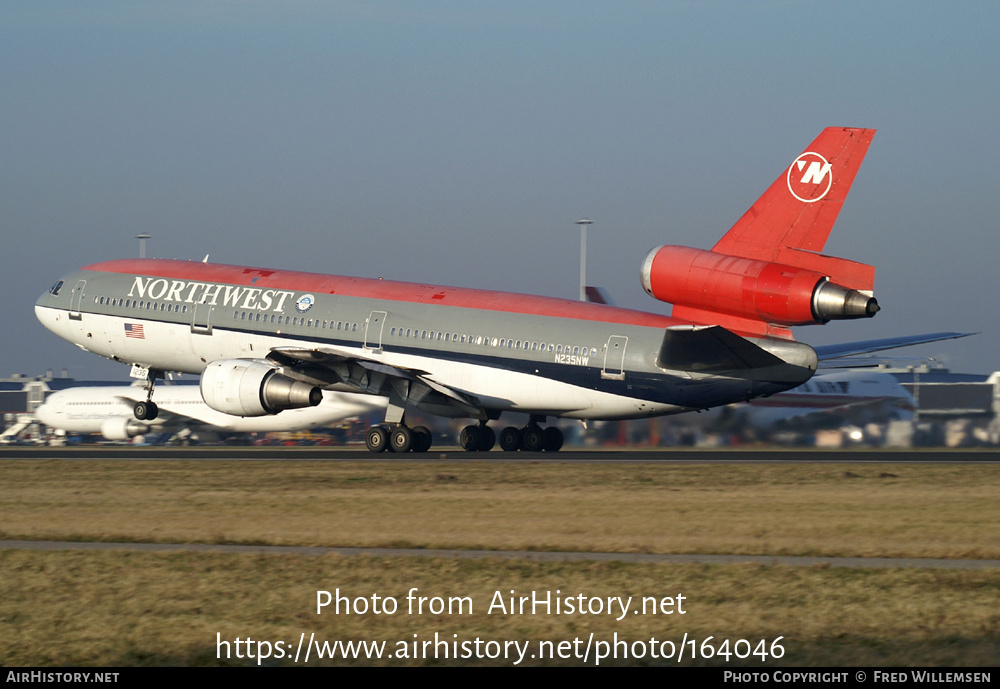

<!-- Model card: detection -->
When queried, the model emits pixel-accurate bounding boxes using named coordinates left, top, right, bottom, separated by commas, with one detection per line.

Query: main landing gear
left=133, top=368, right=163, bottom=421
left=497, top=421, right=563, bottom=452
left=366, top=424, right=433, bottom=453
left=366, top=382, right=436, bottom=453
left=364, top=403, right=563, bottom=454
left=458, top=422, right=496, bottom=452
left=462, top=416, right=564, bottom=452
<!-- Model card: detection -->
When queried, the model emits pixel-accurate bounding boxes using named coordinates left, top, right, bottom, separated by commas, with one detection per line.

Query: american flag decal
left=124, top=323, right=145, bottom=339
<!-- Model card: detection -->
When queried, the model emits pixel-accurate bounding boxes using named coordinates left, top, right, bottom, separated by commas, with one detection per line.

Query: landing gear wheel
left=520, top=425, right=544, bottom=452
left=478, top=425, right=496, bottom=451
left=411, top=426, right=432, bottom=453
left=390, top=426, right=413, bottom=453
left=134, top=401, right=158, bottom=421
left=460, top=425, right=481, bottom=452
left=499, top=426, right=520, bottom=452
left=542, top=426, right=564, bottom=452
left=366, top=425, right=389, bottom=453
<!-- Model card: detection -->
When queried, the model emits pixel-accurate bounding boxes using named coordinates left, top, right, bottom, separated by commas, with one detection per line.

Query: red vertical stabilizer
left=643, top=127, right=878, bottom=339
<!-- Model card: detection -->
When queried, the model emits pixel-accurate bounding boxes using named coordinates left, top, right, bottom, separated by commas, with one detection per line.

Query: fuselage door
left=68, top=280, right=87, bottom=320
left=191, top=299, right=213, bottom=335
left=364, top=310, right=387, bottom=352
left=602, top=335, right=628, bottom=380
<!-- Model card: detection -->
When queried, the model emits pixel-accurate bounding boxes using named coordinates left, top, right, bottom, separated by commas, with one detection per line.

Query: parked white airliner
left=35, top=384, right=385, bottom=442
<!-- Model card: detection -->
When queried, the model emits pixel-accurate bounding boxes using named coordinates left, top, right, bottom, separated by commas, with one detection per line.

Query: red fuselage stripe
left=84, top=259, right=682, bottom=328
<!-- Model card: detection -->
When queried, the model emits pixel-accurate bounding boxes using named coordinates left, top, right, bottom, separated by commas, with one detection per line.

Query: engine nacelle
left=640, top=245, right=879, bottom=326
left=101, top=417, right=149, bottom=441
left=200, top=359, right=322, bottom=417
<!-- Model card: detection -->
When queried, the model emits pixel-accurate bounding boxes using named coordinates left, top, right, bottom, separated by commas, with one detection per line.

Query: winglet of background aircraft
left=584, top=286, right=615, bottom=306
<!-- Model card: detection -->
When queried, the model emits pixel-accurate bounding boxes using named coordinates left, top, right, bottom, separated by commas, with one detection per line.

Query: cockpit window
left=49, top=280, right=63, bottom=296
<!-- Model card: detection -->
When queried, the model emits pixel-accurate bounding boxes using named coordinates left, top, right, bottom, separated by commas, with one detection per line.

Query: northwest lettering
left=127, top=276, right=296, bottom=312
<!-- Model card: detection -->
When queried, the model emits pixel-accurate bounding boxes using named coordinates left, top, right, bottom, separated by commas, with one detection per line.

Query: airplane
left=37, top=126, right=925, bottom=454
left=35, top=383, right=386, bottom=443
left=715, top=369, right=916, bottom=431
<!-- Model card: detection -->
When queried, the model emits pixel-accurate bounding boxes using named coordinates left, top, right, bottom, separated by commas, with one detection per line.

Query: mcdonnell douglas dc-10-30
left=36, top=127, right=957, bottom=453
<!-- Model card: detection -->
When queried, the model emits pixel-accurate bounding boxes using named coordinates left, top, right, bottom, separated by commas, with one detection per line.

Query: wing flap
left=266, top=346, right=482, bottom=416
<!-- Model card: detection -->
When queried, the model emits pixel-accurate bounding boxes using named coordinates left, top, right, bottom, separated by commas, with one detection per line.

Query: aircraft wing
left=814, top=332, right=974, bottom=363
left=107, top=389, right=201, bottom=430
left=757, top=396, right=914, bottom=430
left=266, top=346, right=486, bottom=418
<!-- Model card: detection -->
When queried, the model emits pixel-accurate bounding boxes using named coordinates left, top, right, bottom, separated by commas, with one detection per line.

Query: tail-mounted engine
left=640, top=245, right=879, bottom=328
left=200, top=359, right=322, bottom=417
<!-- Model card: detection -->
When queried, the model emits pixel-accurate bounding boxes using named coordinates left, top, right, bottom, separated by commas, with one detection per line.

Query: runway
left=1, top=445, right=999, bottom=462
left=1, top=539, right=997, bottom=570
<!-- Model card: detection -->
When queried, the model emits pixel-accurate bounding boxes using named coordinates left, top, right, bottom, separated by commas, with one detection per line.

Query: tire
left=478, top=426, right=496, bottom=452
left=134, top=401, right=158, bottom=421
left=366, top=425, right=389, bottom=453
left=499, top=426, right=520, bottom=452
left=542, top=426, right=564, bottom=452
left=411, top=426, right=432, bottom=453
left=520, top=426, right=544, bottom=452
left=390, top=426, right=413, bottom=453
left=459, top=425, right=481, bottom=452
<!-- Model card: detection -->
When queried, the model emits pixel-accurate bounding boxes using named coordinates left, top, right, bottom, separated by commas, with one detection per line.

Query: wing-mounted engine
left=101, top=418, right=149, bottom=440
left=640, top=245, right=879, bottom=332
left=200, top=359, right=322, bottom=417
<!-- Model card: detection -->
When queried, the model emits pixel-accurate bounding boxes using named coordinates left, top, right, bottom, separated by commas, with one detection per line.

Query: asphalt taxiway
left=1, top=446, right=999, bottom=462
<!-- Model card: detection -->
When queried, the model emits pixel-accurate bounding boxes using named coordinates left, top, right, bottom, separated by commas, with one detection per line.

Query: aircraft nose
left=35, top=400, right=56, bottom=426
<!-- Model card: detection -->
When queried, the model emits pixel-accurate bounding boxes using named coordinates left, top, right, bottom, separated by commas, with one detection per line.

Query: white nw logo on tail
left=786, top=152, right=833, bottom=203
left=797, top=159, right=832, bottom=184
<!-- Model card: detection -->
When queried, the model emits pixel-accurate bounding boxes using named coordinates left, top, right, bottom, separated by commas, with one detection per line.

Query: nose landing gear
left=132, top=368, right=163, bottom=421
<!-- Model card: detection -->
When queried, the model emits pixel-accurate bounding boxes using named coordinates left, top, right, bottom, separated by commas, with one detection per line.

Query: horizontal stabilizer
left=657, top=325, right=784, bottom=372
left=815, top=332, right=974, bottom=361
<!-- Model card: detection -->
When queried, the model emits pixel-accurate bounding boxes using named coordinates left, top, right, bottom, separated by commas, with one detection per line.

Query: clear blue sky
left=3, top=1, right=997, bottom=379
